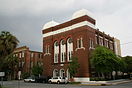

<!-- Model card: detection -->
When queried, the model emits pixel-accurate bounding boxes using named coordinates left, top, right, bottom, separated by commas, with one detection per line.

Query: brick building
left=42, top=9, right=121, bottom=82
left=14, top=46, right=43, bottom=77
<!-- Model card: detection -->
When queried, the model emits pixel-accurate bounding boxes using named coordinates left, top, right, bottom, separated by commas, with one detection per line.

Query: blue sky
left=0, top=0, right=132, bottom=56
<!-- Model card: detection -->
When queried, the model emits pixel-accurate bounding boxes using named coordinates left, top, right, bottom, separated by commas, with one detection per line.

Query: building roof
left=42, top=9, right=94, bottom=30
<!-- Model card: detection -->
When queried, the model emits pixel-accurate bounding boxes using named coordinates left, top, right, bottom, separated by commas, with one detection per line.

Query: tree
left=122, top=56, right=132, bottom=73
left=4, top=53, right=19, bottom=79
left=68, top=57, right=80, bottom=78
left=90, top=46, right=121, bottom=78
left=31, top=64, right=43, bottom=77
left=116, top=56, right=127, bottom=72
left=0, top=31, right=19, bottom=71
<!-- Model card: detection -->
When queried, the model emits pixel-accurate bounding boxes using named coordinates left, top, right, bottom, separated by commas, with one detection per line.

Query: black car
left=35, top=76, right=50, bottom=83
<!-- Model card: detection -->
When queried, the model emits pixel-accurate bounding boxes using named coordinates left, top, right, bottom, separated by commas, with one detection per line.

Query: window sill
left=75, top=47, right=85, bottom=51
left=44, top=53, right=51, bottom=56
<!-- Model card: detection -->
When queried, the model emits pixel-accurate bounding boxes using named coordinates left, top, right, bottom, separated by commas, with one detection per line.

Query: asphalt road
left=2, top=80, right=132, bottom=88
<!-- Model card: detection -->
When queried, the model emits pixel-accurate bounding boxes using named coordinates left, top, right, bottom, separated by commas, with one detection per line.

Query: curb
left=80, top=83, right=112, bottom=86
left=111, top=80, right=132, bottom=85
left=80, top=80, right=132, bottom=86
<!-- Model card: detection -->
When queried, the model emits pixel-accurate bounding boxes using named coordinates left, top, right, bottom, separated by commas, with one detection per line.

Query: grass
left=0, top=86, right=10, bottom=88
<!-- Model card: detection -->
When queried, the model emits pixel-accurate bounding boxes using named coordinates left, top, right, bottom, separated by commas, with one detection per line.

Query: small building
left=14, top=46, right=43, bottom=76
left=114, top=38, right=121, bottom=56
left=42, top=9, right=121, bottom=82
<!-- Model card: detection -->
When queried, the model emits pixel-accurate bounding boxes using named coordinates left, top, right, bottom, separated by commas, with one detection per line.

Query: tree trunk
left=101, top=73, right=105, bottom=78
left=98, top=72, right=101, bottom=78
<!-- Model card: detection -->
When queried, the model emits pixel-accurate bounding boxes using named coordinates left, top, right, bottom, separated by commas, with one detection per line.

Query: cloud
left=0, top=0, right=132, bottom=56
left=0, top=0, right=75, bottom=15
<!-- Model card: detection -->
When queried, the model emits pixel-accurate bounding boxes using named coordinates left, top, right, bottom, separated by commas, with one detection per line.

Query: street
left=2, top=80, right=132, bottom=88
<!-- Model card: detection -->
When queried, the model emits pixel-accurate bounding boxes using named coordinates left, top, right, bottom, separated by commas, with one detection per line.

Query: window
left=90, top=39, right=94, bottom=49
left=99, top=36, right=103, bottom=46
left=54, top=41, right=59, bottom=63
left=60, top=40, right=66, bottom=62
left=67, top=38, right=73, bottom=61
left=38, top=54, right=42, bottom=59
left=105, top=39, right=109, bottom=48
left=31, top=61, right=33, bottom=68
left=77, top=37, right=83, bottom=48
left=31, top=53, right=34, bottom=58
left=95, top=35, right=98, bottom=44
left=60, top=69, right=65, bottom=78
left=45, top=45, right=50, bottom=54
left=53, top=69, right=59, bottom=78
left=19, top=53, right=22, bottom=58
left=110, top=41, right=114, bottom=50
left=22, top=51, right=25, bottom=57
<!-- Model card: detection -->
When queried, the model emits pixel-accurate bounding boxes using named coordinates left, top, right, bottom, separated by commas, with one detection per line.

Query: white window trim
left=89, top=38, right=94, bottom=50
left=75, top=37, right=85, bottom=51
left=67, top=38, right=73, bottom=62
left=60, top=40, right=66, bottom=63
left=54, top=42, right=59, bottom=63
left=44, top=45, right=51, bottom=56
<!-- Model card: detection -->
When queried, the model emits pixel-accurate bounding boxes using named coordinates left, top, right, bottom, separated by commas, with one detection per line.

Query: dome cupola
left=43, top=20, right=59, bottom=30
left=72, top=9, right=94, bottom=19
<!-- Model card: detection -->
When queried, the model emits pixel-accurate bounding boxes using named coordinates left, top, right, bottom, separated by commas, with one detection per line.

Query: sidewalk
left=81, top=79, right=132, bottom=86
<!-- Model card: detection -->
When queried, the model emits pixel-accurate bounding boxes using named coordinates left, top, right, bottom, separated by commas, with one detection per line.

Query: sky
left=0, top=0, right=132, bottom=56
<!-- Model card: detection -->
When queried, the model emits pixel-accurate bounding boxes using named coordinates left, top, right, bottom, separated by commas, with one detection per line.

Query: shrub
left=90, top=77, right=106, bottom=81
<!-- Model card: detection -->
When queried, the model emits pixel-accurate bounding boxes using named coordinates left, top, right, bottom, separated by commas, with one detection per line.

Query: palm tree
left=5, top=53, right=19, bottom=79
left=0, top=31, right=19, bottom=71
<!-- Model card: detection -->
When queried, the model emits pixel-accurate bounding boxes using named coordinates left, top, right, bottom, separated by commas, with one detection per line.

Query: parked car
left=35, top=76, right=50, bottom=83
left=48, top=77, right=68, bottom=84
left=24, top=77, right=35, bottom=82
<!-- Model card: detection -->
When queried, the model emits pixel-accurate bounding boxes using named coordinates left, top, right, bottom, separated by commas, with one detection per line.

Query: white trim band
left=43, top=21, right=95, bottom=38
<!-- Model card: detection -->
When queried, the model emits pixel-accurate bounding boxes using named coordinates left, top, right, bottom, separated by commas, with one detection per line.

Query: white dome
left=72, top=9, right=94, bottom=19
left=43, top=20, right=59, bottom=29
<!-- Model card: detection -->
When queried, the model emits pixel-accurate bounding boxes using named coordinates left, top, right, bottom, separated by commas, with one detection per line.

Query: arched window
left=60, top=69, right=65, bottom=78
left=67, top=69, right=70, bottom=80
left=60, top=40, right=66, bottom=62
left=67, top=38, right=73, bottom=61
left=53, top=69, right=59, bottom=78
left=54, top=41, right=59, bottom=63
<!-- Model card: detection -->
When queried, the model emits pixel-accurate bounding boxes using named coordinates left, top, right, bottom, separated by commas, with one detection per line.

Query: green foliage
left=117, top=57, right=127, bottom=72
left=31, top=64, right=43, bottom=76
left=122, top=56, right=132, bottom=73
left=0, top=31, right=19, bottom=58
left=68, top=57, right=80, bottom=77
left=5, top=53, right=18, bottom=67
left=0, top=31, right=19, bottom=71
left=91, top=46, right=120, bottom=73
left=22, top=72, right=30, bottom=79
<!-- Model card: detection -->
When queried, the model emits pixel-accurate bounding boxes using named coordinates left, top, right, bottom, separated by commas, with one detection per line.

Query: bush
left=22, top=72, right=30, bottom=79
left=90, top=77, right=106, bottom=81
